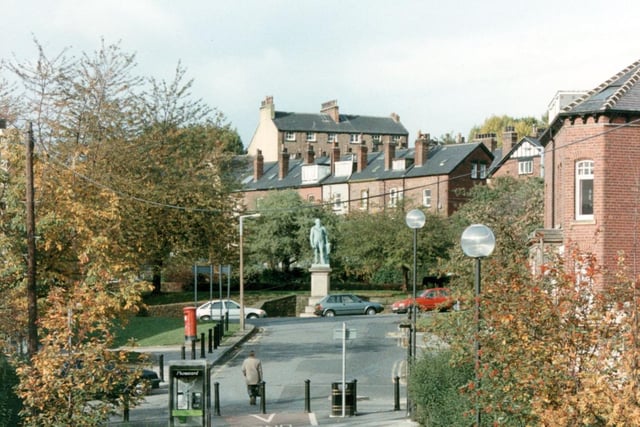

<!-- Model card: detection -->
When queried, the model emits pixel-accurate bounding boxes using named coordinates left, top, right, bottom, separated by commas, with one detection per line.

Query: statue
left=309, top=218, right=330, bottom=265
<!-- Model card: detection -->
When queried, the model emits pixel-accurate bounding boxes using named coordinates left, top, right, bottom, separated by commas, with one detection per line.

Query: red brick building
left=533, top=59, right=640, bottom=276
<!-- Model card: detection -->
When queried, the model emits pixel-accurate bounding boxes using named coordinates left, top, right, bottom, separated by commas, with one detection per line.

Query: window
left=328, top=133, right=337, bottom=143
left=350, top=134, right=361, bottom=144
left=372, top=135, right=381, bottom=144
left=392, top=135, right=401, bottom=144
left=360, top=189, right=369, bottom=210
left=389, top=188, right=403, bottom=207
left=423, top=189, right=432, bottom=207
left=471, top=162, right=487, bottom=179
left=285, top=131, right=295, bottom=141
left=332, top=193, right=342, bottom=211
left=518, top=160, right=533, bottom=175
left=576, top=160, right=594, bottom=220
left=306, top=132, right=316, bottom=142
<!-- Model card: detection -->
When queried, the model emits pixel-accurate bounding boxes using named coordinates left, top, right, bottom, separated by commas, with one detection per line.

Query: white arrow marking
left=251, top=413, right=275, bottom=423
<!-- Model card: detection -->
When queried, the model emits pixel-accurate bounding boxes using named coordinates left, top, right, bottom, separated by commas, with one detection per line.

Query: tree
left=247, top=190, right=329, bottom=272
left=467, top=114, right=546, bottom=146
left=335, top=210, right=452, bottom=289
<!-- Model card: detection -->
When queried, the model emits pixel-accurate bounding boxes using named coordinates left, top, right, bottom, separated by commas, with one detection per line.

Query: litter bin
left=330, top=381, right=355, bottom=417
left=183, top=307, right=197, bottom=341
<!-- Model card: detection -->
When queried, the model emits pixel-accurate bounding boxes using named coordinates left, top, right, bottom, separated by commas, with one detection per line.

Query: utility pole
left=25, top=122, right=38, bottom=358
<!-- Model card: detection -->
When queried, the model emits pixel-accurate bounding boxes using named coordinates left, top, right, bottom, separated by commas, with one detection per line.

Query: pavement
left=107, top=325, right=420, bottom=427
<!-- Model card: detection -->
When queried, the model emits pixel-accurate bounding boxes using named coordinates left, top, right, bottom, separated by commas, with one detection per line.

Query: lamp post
left=460, top=224, right=495, bottom=427
left=0, top=119, right=38, bottom=358
left=405, top=208, right=426, bottom=417
left=239, top=213, right=260, bottom=331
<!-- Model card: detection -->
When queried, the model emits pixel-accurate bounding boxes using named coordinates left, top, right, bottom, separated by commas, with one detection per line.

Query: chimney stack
left=304, top=143, right=315, bottom=164
left=279, top=146, right=289, bottom=180
left=390, top=112, right=400, bottom=123
left=320, top=100, right=340, bottom=123
left=502, top=126, right=518, bottom=154
left=474, top=133, right=497, bottom=153
left=415, top=131, right=430, bottom=167
left=357, top=143, right=368, bottom=173
left=384, top=141, right=396, bottom=171
left=254, top=149, right=264, bottom=181
left=260, top=95, right=275, bottom=120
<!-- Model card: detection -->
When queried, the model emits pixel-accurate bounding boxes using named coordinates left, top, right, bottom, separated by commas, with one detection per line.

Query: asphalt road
left=108, top=314, right=421, bottom=426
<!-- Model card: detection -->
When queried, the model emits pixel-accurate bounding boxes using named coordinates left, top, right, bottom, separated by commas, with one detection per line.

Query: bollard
left=225, top=312, right=229, bottom=331
left=304, top=379, right=311, bottom=413
left=259, top=381, right=266, bottom=414
left=200, top=332, right=205, bottom=358
left=213, top=324, right=219, bottom=349
left=219, top=320, right=225, bottom=338
left=352, top=379, right=358, bottom=415
left=191, top=339, right=196, bottom=360
left=123, top=399, right=129, bottom=422
left=214, top=381, right=221, bottom=416
left=394, top=376, right=400, bottom=411
left=181, top=345, right=185, bottom=360
left=159, top=354, right=164, bottom=382
left=208, top=328, right=213, bottom=353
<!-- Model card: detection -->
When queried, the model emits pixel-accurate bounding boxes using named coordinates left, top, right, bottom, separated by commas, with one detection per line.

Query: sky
left=2, top=0, right=640, bottom=147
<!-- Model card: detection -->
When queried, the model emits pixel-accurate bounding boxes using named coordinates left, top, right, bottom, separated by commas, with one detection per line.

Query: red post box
left=183, top=307, right=197, bottom=341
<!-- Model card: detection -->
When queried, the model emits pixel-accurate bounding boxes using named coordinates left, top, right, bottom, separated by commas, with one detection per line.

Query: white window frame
left=306, top=132, right=316, bottom=142
left=389, top=188, right=403, bottom=208
left=328, top=133, right=337, bottom=143
left=518, top=160, right=533, bottom=175
left=423, top=189, right=432, bottom=208
left=392, top=135, right=401, bottom=144
left=360, top=189, right=369, bottom=210
left=285, top=131, right=295, bottom=141
left=372, top=134, right=381, bottom=143
left=575, top=160, right=594, bottom=220
left=471, top=162, right=487, bottom=179
left=350, top=134, right=361, bottom=144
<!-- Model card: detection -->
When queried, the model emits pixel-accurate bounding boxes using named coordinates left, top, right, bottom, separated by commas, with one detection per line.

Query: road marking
left=251, top=413, right=275, bottom=423
left=309, top=412, right=318, bottom=425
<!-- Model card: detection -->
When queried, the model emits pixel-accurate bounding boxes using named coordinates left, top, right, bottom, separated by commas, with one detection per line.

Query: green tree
left=335, top=210, right=452, bottom=289
left=468, top=114, right=546, bottom=146
left=247, top=190, right=330, bottom=272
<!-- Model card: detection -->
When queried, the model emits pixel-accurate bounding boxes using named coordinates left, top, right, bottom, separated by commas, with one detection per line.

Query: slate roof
left=238, top=142, right=491, bottom=191
left=561, top=59, right=640, bottom=115
left=273, top=112, right=408, bottom=135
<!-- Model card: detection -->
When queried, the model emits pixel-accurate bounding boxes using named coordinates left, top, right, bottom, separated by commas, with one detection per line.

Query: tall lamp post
left=460, top=224, right=495, bottom=427
left=0, top=119, right=38, bottom=358
left=239, top=213, right=260, bottom=331
left=405, top=208, right=426, bottom=417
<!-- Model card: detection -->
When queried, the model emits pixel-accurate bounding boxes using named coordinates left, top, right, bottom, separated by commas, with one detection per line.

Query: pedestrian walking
left=241, top=350, right=263, bottom=405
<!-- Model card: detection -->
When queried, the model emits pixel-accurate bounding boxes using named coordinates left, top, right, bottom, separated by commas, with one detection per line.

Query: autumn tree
left=468, top=114, right=546, bottom=146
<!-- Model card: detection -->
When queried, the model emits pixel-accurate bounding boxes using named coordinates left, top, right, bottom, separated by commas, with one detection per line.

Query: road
left=109, top=313, right=419, bottom=426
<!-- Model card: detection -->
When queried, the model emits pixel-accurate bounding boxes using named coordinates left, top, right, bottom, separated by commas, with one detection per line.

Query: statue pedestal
left=301, top=265, right=331, bottom=317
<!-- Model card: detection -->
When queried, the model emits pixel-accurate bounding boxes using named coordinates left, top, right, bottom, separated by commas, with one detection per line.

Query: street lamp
left=460, top=224, right=495, bottom=427
left=0, top=119, right=38, bottom=358
left=405, top=208, right=425, bottom=416
left=239, top=213, right=260, bottom=331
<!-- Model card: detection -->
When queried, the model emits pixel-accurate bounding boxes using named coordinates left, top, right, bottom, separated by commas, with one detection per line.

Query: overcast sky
left=2, top=0, right=639, bottom=146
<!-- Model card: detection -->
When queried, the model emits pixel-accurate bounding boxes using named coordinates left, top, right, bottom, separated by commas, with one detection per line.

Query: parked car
left=196, top=299, right=267, bottom=321
left=314, top=294, right=384, bottom=317
left=391, top=287, right=454, bottom=314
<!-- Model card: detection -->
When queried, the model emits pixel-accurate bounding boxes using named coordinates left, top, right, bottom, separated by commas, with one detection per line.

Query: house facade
left=489, top=126, right=544, bottom=179
left=239, top=135, right=494, bottom=216
left=247, top=96, right=409, bottom=162
left=534, top=59, right=640, bottom=277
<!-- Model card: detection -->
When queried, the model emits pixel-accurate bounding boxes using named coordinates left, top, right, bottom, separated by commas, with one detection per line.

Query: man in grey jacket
left=241, top=350, right=263, bottom=405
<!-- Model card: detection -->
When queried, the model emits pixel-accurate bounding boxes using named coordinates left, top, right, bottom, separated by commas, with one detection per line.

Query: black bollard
left=394, top=376, right=400, bottom=411
left=159, top=354, right=164, bottom=382
left=352, top=379, right=358, bottom=415
left=219, top=319, right=225, bottom=338
left=214, top=381, right=221, bottom=416
left=259, top=381, right=266, bottom=414
left=213, top=325, right=219, bottom=350
left=208, top=328, right=213, bottom=353
left=191, top=339, right=196, bottom=360
left=200, top=333, right=205, bottom=358
left=225, top=312, right=229, bottom=331
left=304, top=379, right=311, bottom=413
left=181, top=345, right=185, bottom=360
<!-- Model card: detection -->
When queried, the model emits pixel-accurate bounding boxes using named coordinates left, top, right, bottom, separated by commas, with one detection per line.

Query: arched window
left=575, top=160, right=594, bottom=220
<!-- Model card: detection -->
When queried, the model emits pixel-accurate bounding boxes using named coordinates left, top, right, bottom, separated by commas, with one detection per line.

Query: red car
left=391, top=287, right=454, bottom=313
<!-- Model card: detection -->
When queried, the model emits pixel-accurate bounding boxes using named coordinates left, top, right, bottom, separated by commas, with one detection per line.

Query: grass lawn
left=113, top=316, right=239, bottom=348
